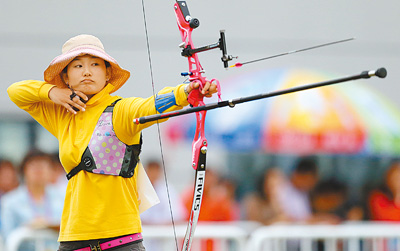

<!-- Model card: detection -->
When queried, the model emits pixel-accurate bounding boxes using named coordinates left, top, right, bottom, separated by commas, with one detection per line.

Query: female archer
left=7, top=34, right=217, bottom=251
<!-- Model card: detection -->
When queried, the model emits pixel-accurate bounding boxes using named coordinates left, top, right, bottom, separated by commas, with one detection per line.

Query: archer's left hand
left=187, top=81, right=218, bottom=98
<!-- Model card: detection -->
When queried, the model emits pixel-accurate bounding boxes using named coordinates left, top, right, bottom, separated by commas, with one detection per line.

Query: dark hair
left=254, top=167, right=282, bottom=201
left=145, top=158, right=161, bottom=169
left=20, top=149, right=53, bottom=175
left=60, top=58, right=111, bottom=86
left=62, top=59, right=111, bottom=74
left=378, top=161, right=400, bottom=200
left=312, top=179, right=347, bottom=197
left=294, top=156, right=318, bottom=175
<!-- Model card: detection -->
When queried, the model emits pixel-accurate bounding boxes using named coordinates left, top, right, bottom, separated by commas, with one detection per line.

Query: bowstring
left=140, top=1, right=179, bottom=250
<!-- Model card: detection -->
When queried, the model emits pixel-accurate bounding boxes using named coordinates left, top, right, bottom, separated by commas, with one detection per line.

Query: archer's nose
left=83, top=67, right=92, bottom=76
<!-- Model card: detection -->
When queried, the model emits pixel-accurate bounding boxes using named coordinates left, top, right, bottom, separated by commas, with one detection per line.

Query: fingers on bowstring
left=200, top=81, right=211, bottom=95
left=75, top=91, right=88, bottom=102
left=68, top=91, right=87, bottom=113
left=208, top=83, right=218, bottom=94
left=202, top=81, right=219, bottom=97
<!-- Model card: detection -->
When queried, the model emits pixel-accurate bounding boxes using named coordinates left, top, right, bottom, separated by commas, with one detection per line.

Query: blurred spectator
left=0, top=158, right=19, bottom=198
left=275, top=156, right=319, bottom=222
left=219, top=175, right=241, bottom=221
left=140, top=159, right=186, bottom=251
left=181, top=168, right=238, bottom=251
left=243, top=167, right=290, bottom=224
left=182, top=169, right=237, bottom=222
left=1, top=149, right=64, bottom=245
left=140, top=159, right=186, bottom=224
left=311, top=179, right=364, bottom=223
left=0, top=159, right=19, bottom=232
left=369, top=161, right=400, bottom=221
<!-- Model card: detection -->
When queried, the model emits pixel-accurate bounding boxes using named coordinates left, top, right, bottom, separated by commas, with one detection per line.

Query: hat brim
left=44, top=47, right=130, bottom=94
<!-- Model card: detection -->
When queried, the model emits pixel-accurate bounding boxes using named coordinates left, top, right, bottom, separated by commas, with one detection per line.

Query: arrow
left=229, top=38, right=355, bottom=68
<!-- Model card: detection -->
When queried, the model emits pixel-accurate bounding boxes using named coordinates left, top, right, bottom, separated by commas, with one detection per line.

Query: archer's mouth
left=81, top=79, right=94, bottom=83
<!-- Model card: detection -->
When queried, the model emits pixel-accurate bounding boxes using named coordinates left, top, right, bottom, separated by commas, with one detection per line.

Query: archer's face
left=64, top=55, right=111, bottom=98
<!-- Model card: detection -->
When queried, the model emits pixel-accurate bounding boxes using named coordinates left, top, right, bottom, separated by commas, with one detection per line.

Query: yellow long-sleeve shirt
left=7, top=80, right=189, bottom=241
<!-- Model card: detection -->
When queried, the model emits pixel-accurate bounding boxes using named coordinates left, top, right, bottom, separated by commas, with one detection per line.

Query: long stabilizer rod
left=134, top=67, right=387, bottom=124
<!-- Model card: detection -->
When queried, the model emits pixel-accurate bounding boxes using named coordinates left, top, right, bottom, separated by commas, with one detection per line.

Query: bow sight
left=175, top=1, right=234, bottom=69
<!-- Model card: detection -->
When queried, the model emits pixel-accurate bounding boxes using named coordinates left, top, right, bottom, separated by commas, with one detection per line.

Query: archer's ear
left=60, top=70, right=69, bottom=87
left=106, top=67, right=112, bottom=81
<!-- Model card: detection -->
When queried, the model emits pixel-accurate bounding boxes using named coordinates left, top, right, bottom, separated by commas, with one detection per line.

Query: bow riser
left=191, top=110, right=207, bottom=170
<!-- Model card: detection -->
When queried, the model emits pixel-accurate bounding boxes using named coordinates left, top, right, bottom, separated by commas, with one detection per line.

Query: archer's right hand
left=48, top=86, right=88, bottom=114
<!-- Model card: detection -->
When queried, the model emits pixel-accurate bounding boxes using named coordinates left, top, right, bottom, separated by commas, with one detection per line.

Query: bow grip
left=187, top=88, right=204, bottom=107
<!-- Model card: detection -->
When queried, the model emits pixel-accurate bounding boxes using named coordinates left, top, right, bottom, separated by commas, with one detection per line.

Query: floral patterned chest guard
left=66, top=100, right=142, bottom=180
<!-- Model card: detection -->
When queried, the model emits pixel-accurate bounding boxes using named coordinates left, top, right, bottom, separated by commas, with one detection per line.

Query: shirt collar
left=86, top=84, right=114, bottom=106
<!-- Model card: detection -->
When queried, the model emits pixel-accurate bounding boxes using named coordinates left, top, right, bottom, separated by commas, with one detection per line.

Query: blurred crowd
left=0, top=149, right=66, bottom=250
left=141, top=156, right=400, bottom=250
left=1, top=150, right=400, bottom=250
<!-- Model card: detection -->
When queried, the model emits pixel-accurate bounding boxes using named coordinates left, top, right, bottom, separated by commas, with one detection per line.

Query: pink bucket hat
left=44, top=34, right=130, bottom=94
